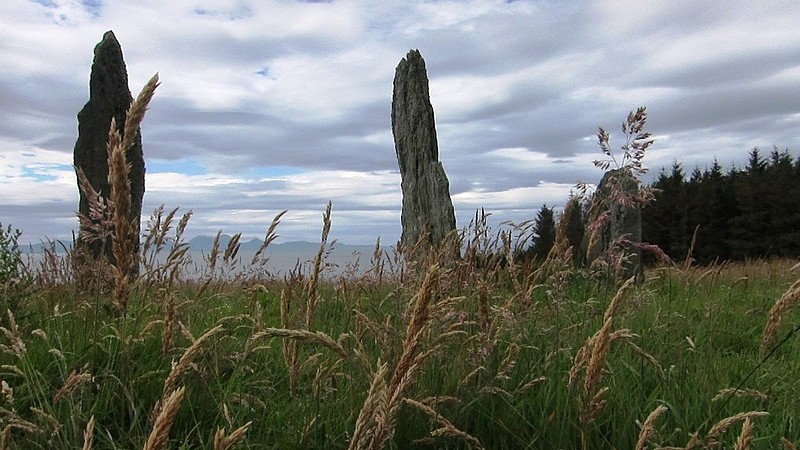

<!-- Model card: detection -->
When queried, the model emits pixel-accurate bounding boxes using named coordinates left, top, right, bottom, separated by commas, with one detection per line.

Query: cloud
left=2, top=0, right=800, bottom=245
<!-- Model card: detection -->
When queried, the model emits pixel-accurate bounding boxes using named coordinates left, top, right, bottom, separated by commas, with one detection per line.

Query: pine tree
left=529, top=205, right=556, bottom=261
left=559, top=197, right=585, bottom=266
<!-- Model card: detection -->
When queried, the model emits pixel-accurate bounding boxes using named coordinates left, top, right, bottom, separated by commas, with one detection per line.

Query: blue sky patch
left=148, top=159, right=207, bottom=176
left=21, top=165, right=67, bottom=182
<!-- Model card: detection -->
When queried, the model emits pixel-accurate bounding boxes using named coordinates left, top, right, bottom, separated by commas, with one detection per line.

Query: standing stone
left=392, top=50, right=456, bottom=254
left=74, top=30, right=145, bottom=261
left=586, top=169, right=643, bottom=280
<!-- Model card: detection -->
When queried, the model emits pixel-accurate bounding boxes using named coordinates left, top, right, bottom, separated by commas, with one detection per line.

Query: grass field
left=1, top=221, right=799, bottom=449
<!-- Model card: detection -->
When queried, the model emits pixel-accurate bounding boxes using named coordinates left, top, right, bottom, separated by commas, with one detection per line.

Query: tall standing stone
left=74, top=30, right=145, bottom=261
left=392, top=50, right=456, bottom=254
left=586, top=169, right=643, bottom=280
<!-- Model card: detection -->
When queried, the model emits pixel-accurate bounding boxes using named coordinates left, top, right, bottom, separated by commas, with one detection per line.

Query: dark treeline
left=642, top=148, right=800, bottom=264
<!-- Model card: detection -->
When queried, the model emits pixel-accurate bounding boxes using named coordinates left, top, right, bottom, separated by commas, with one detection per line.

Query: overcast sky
left=2, top=0, right=800, bottom=246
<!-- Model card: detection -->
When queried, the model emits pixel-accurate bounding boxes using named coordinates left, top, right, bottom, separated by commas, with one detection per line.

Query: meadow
left=1, top=75, right=799, bottom=450
left=2, top=203, right=799, bottom=449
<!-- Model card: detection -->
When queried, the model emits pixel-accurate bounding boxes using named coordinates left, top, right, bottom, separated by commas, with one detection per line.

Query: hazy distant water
left=23, top=241, right=394, bottom=280
left=178, top=248, right=384, bottom=279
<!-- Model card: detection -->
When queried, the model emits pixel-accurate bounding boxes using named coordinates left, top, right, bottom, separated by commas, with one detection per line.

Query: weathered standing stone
left=586, top=169, right=643, bottom=280
left=74, top=30, right=145, bottom=261
left=392, top=50, right=456, bottom=254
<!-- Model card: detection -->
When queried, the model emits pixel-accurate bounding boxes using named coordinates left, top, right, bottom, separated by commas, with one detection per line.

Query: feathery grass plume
left=123, top=73, right=160, bottom=155
left=207, top=230, right=223, bottom=274
left=306, top=201, right=332, bottom=329
left=75, top=166, right=113, bottom=247
left=81, top=416, right=95, bottom=450
left=160, top=324, right=223, bottom=410
left=142, top=205, right=178, bottom=269
left=705, top=411, right=768, bottom=444
left=143, top=386, right=185, bottom=450
left=163, top=210, right=193, bottom=285
left=252, top=328, right=348, bottom=359
left=0, top=309, right=26, bottom=359
left=711, top=388, right=768, bottom=403
left=761, top=277, right=800, bottom=352
left=734, top=417, right=753, bottom=450
left=278, top=289, right=301, bottom=396
left=1, top=380, right=13, bottom=404
left=53, top=365, right=92, bottom=403
left=368, top=236, right=385, bottom=282
left=223, top=232, right=241, bottom=265
left=107, top=73, right=159, bottom=314
left=635, top=405, right=668, bottom=450
left=349, top=360, right=388, bottom=450
left=782, top=437, right=798, bottom=450
left=404, top=398, right=485, bottom=450
left=251, top=210, right=287, bottom=265
left=582, top=277, right=635, bottom=399
left=569, top=276, right=635, bottom=450
left=367, top=264, right=440, bottom=450
left=213, top=421, right=252, bottom=450
left=162, top=293, right=177, bottom=355
left=108, top=118, right=137, bottom=316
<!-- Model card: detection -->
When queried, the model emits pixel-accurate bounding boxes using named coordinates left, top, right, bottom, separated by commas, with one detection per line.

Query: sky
left=2, top=0, right=800, bottom=246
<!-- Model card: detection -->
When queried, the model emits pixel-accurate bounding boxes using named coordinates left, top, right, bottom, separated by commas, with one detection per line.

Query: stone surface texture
left=587, top=169, right=643, bottom=280
left=74, top=30, right=145, bottom=259
left=391, top=49, right=456, bottom=253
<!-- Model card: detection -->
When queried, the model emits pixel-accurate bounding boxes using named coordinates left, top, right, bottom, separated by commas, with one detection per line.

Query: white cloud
left=2, top=0, right=800, bottom=245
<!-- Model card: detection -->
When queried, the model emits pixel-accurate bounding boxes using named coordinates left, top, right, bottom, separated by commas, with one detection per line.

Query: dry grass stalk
left=76, top=166, right=113, bottom=246
left=761, top=277, right=800, bottom=352
left=82, top=416, right=95, bottom=450
left=162, top=293, right=177, bottom=355
left=635, top=405, right=668, bottom=450
left=404, top=398, right=485, bottom=450
left=251, top=210, right=287, bottom=265
left=223, top=232, right=241, bottom=264
left=711, top=388, right=768, bottom=403
left=368, top=264, right=440, bottom=450
left=734, top=417, right=753, bottom=450
left=0, top=309, right=26, bottom=358
left=213, top=421, right=252, bottom=450
left=278, top=289, right=300, bottom=396
left=53, top=365, right=92, bottom=403
left=368, top=236, right=384, bottom=282
left=143, top=386, right=185, bottom=450
left=207, top=230, right=223, bottom=274
left=142, top=205, right=177, bottom=257
left=306, top=201, right=332, bottom=329
left=348, top=360, right=388, bottom=450
left=582, top=277, right=635, bottom=407
left=705, top=411, right=768, bottom=444
left=123, top=73, right=160, bottom=154
left=477, top=281, right=491, bottom=334
left=107, top=115, right=134, bottom=314
left=161, top=324, right=223, bottom=408
left=253, top=328, right=348, bottom=359
left=1, top=381, right=13, bottom=404
left=106, top=73, right=159, bottom=314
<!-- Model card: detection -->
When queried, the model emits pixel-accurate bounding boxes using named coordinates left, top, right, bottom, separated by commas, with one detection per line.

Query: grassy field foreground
left=1, top=224, right=799, bottom=450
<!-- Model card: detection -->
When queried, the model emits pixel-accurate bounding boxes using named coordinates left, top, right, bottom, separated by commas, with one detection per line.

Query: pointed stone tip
left=101, top=30, right=118, bottom=45
left=94, top=30, right=122, bottom=56
left=404, top=49, right=423, bottom=63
